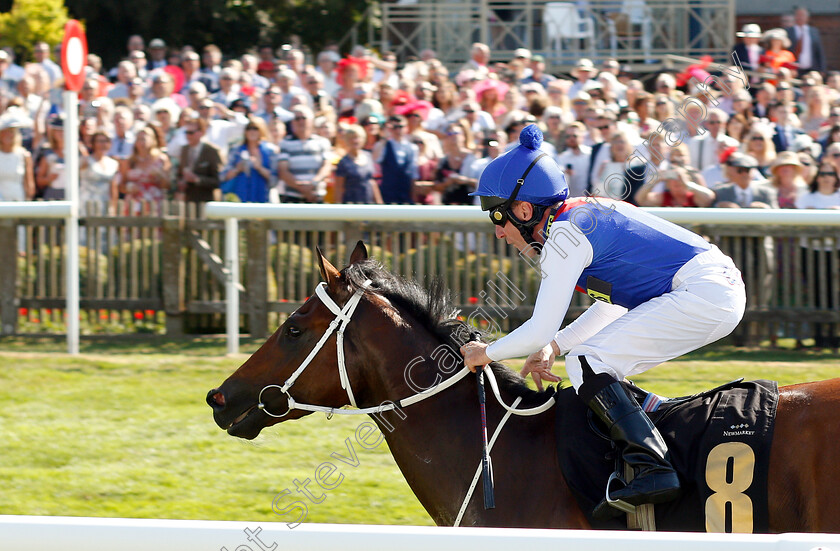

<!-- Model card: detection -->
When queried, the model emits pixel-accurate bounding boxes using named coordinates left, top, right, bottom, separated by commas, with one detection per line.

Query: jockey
left=460, top=124, right=746, bottom=519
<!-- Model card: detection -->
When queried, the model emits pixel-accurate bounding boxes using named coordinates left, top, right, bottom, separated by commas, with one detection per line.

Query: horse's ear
left=316, top=247, right=341, bottom=289
left=348, top=241, right=368, bottom=265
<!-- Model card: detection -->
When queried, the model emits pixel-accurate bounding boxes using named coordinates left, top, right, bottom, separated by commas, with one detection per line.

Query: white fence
left=203, top=203, right=840, bottom=354
left=1, top=516, right=839, bottom=551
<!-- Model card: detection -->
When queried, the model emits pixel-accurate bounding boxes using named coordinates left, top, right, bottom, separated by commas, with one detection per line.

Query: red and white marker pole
left=60, top=20, right=87, bottom=355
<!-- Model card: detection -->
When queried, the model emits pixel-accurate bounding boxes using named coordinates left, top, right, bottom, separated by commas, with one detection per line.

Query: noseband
left=257, top=279, right=373, bottom=418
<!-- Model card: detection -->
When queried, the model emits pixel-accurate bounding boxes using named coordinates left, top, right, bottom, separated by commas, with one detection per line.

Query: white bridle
left=257, top=279, right=477, bottom=418
left=254, top=279, right=556, bottom=526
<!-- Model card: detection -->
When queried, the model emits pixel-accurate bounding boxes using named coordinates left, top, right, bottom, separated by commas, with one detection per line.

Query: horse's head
left=207, top=241, right=378, bottom=440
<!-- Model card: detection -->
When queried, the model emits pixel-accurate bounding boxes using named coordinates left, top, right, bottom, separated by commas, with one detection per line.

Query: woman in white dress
left=0, top=111, right=34, bottom=202
left=79, top=131, right=119, bottom=214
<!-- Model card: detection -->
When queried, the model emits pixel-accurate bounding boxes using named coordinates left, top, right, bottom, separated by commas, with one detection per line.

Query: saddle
left=555, top=379, right=779, bottom=532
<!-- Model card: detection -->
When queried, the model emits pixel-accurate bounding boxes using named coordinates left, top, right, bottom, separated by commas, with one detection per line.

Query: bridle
left=257, top=279, right=473, bottom=418
left=255, top=278, right=557, bottom=527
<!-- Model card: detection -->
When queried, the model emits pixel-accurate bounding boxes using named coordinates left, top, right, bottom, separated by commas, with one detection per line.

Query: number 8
left=704, top=441, right=755, bottom=532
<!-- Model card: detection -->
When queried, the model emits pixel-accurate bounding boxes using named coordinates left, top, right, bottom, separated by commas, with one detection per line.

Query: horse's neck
left=357, top=333, right=580, bottom=527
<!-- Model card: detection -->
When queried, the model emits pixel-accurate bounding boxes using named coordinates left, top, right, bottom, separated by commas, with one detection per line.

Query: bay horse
left=207, top=242, right=840, bottom=532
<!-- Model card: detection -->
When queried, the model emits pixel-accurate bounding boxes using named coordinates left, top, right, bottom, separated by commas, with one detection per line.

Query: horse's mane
left=343, top=259, right=557, bottom=406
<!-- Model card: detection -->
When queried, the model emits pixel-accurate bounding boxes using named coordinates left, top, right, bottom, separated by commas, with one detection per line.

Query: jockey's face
left=493, top=202, right=540, bottom=257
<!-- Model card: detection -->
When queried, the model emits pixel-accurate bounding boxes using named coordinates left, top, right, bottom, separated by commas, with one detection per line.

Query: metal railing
left=347, top=0, right=735, bottom=74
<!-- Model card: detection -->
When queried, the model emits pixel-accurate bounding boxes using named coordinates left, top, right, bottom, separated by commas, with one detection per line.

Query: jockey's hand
left=521, top=344, right=562, bottom=391
left=460, top=341, right=491, bottom=373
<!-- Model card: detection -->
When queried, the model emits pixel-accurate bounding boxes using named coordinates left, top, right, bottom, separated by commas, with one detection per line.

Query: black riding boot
left=588, top=381, right=681, bottom=519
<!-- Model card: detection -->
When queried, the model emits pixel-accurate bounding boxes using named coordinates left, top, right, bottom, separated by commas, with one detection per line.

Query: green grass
left=0, top=338, right=838, bottom=526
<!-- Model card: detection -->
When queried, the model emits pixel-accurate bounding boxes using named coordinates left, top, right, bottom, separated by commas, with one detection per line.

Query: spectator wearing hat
left=0, top=110, right=34, bottom=202
left=712, top=153, right=777, bottom=209
left=635, top=166, right=715, bottom=208
left=398, top=101, right=443, bottom=161
left=567, top=59, right=598, bottom=100
left=474, top=78, right=509, bottom=124
left=785, top=7, right=825, bottom=76
left=759, top=29, right=796, bottom=83
left=768, top=150, right=808, bottom=209
left=520, top=55, right=555, bottom=89
left=176, top=113, right=223, bottom=202
left=733, top=24, right=765, bottom=78
left=148, top=39, right=168, bottom=70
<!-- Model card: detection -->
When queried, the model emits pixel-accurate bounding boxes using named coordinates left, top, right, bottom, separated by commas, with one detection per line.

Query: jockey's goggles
left=480, top=152, right=548, bottom=226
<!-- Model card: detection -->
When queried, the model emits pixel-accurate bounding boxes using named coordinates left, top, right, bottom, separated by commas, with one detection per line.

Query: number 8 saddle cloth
left=555, top=379, right=779, bottom=532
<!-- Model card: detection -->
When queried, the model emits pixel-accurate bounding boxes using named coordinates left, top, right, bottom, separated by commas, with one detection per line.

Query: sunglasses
left=818, top=172, right=838, bottom=176
left=735, top=167, right=751, bottom=173
left=596, top=125, right=610, bottom=131
left=462, top=109, right=475, bottom=114
left=407, top=113, right=422, bottom=118
left=484, top=153, right=548, bottom=226
left=832, top=153, right=840, bottom=158
left=245, top=126, right=259, bottom=131
left=293, top=116, right=309, bottom=121
left=750, top=136, right=764, bottom=141
left=390, top=124, right=405, bottom=129
left=185, top=129, right=199, bottom=135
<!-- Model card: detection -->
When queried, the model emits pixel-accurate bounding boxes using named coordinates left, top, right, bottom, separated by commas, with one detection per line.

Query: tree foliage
left=0, top=0, right=70, bottom=60
left=59, top=0, right=374, bottom=69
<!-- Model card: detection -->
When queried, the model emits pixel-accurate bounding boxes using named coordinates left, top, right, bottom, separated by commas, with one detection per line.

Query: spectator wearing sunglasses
left=371, top=115, right=418, bottom=204
left=712, top=152, right=777, bottom=208
left=462, top=124, right=744, bottom=519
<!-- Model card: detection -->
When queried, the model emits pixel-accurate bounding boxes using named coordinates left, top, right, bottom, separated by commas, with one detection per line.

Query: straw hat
left=0, top=108, right=33, bottom=131
left=762, top=28, right=791, bottom=49
left=770, top=151, right=803, bottom=175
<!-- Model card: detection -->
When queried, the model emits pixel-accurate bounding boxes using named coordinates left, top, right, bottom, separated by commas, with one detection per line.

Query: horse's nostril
left=206, top=389, right=226, bottom=408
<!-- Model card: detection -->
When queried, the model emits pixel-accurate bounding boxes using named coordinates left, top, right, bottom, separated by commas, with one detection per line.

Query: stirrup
left=604, top=472, right=636, bottom=514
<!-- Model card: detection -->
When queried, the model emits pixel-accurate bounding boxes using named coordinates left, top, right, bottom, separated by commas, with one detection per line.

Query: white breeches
left=565, top=247, right=746, bottom=391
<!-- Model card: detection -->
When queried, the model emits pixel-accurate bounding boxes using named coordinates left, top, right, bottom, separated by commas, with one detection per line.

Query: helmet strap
left=508, top=204, right=549, bottom=252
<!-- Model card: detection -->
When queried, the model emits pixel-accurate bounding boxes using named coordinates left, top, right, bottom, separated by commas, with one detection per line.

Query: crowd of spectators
left=0, top=6, right=836, bottom=218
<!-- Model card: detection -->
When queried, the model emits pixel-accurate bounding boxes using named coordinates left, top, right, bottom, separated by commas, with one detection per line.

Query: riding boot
left=588, top=381, right=681, bottom=519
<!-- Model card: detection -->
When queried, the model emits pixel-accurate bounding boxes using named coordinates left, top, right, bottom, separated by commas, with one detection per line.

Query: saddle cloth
left=555, top=379, right=779, bottom=532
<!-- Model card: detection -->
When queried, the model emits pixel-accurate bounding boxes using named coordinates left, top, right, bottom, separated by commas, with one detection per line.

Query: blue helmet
left=471, top=124, right=568, bottom=215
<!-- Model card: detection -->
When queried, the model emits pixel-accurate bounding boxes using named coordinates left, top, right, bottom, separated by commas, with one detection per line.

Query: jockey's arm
left=485, top=221, right=593, bottom=362
left=553, top=300, right=628, bottom=356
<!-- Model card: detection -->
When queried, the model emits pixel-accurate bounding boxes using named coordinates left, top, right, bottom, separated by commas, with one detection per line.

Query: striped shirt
left=277, top=135, right=331, bottom=199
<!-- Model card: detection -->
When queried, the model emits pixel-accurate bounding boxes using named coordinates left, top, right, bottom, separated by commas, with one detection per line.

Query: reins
left=256, top=281, right=556, bottom=525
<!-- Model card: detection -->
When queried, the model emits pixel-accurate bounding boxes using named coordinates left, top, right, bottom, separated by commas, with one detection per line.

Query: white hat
left=736, top=24, right=762, bottom=38
left=514, top=48, right=532, bottom=60
left=0, top=108, right=33, bottom=131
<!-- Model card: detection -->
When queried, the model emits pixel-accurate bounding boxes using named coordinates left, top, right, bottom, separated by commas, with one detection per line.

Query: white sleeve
left=553, top=300, right=627, bottom=355
left=485, top=221, right=593, bottom=361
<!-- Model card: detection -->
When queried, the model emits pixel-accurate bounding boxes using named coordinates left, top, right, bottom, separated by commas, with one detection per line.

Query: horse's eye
left=286, top=325, right=302, bottom=338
